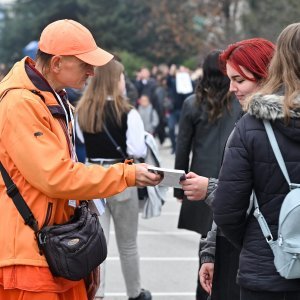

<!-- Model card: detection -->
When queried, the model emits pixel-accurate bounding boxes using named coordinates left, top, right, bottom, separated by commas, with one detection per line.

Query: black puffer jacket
left=213, top=93, right=300, bottom=291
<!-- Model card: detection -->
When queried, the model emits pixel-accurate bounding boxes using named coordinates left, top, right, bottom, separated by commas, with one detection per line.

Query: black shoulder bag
left=103, top=125, right=148, bottom=200
left=0, top=162, right=107, bottom=281
left=103, top=124, right=127, bottom=160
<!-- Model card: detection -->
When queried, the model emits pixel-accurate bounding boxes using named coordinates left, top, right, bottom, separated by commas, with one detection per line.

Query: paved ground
left=103, top=139, right=200, bottom=299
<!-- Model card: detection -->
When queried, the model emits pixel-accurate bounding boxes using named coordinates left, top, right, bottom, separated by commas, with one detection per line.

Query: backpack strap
left=253, top=193, right=274, bottom=243
left=253, top=119, right=291, bottom=243
left=263, top=120, right=292, bottom=187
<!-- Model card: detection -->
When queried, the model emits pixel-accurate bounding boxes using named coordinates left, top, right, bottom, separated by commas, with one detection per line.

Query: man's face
left=55, top=56, right=95, bottom=90
left=140, top=68, right=150, bottom=80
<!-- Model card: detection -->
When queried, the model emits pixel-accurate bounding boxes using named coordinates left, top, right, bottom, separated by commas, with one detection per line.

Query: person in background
left=174, top=49, right=241, bottom=300
left=152, top=70, right=168, bottom=144
left=0, top=19, right=161, bottom=300
left=138, top=94, right=159, bottom=135
left=125, top=75, right=139, bottom=106
left=178, top=38, right=275, bottom=299
left=213, top=23, right=300, bottom=300
left=108, top=53, right=139, bottom=108
left=165, top=64, right=178, bottom=153
left=76, top=59, right=152, bottom=300
left=135, top=67, right=164, bottom=139
left=135, top=67, right=157, bottom=103
left=166, top=64, right=194, bottom=154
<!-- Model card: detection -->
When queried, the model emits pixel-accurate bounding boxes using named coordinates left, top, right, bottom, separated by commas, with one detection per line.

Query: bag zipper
left=42, top=202, right=53, bottom=227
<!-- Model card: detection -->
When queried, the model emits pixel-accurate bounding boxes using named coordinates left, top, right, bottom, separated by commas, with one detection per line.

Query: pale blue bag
left=253, top=120, right=300, bottom=279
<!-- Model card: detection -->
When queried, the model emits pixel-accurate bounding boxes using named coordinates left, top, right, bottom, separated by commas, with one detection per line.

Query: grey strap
left=253, top=119, right=290, bottom=243
left=254, top=120, right=300, bottom=243
left=263, top=120, right=291, bottom=185
left=253, top=193, right=273, bottom=242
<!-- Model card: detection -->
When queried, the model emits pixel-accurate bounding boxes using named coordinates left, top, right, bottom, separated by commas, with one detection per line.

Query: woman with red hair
left=219, top=38, right=274, bottom=107
left=179, top=38, right=275, bottom=300
left=214, top=23, right=300, bottom=299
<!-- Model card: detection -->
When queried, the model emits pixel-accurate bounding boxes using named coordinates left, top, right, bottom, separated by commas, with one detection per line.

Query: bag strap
left=0, top=162, right=39, bottom=233
left=253, top=119, right=290, bottom=243
left=0, top=89, right=55, bottom=234
left=253, top=194, right=274, bottom=243
left=103, top=124, right=127, bottom=160
left=263, top=120, right=291, bottom=186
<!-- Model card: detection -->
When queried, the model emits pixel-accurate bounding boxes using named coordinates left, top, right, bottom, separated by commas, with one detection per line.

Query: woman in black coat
left=174, top=50, right=241, bottom=234
left=213, top=23, right=300, bottom=300
left=174, top=50, right=241, bottom=299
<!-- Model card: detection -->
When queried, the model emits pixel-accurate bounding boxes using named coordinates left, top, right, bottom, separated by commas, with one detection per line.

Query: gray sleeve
left=199, top=222, right=217, bottom=264
left=204, top=177, right=219, bottom=207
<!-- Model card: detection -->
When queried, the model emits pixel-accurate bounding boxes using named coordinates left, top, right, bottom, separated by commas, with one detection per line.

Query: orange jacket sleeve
left=0, top=90, right=136, bottom=200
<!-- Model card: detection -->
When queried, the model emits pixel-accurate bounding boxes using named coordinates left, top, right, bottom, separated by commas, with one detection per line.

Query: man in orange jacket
left=0, top=19, right=161, bottom=300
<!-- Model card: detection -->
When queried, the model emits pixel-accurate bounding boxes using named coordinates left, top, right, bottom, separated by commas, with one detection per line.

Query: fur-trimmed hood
left=248, top=93, right=300, bottom=120
left=247, top=93, right=300, bottom=143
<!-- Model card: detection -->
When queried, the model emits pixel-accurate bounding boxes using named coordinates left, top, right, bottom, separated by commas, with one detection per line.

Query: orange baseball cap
left=38, top=19, right=113, bottom=66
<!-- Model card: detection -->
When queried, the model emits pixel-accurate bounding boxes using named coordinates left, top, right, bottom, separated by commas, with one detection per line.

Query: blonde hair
left=76, top=59, right=132, bottom=133
left=251, top=23, right=300, bottom=118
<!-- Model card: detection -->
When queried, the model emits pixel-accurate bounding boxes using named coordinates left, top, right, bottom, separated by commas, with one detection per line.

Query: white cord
left=55, top=92, right=76, bottom=160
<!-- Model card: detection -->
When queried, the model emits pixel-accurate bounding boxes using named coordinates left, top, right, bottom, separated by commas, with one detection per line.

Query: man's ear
left=50, top=55, right=63, bottom=73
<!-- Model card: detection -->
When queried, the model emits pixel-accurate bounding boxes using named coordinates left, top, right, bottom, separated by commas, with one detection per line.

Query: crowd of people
left=126, top=63, right=198, bottom=154
left=0, top=17, right=300, bottom=300
left=68, top=60, right=200, bottom=161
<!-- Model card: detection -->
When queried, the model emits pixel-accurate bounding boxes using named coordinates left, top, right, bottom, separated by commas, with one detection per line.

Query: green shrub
left=116, top=50, right=152, bottom=79
left=181, top=56, right=199, bottom=70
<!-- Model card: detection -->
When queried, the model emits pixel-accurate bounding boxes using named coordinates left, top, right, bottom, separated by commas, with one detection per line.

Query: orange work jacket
left=0, top=57, right=135, bottom=292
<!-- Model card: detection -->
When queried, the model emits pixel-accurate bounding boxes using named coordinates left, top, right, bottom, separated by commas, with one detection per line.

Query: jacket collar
left=248, top=93, right=300, bottom=120
left=25, top=60, right=71, bottom=120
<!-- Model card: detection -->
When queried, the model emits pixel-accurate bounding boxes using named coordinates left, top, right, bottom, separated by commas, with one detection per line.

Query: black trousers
left=211, top=235, right=240, bottom=300
left=241, top=287, right=300, bottom=300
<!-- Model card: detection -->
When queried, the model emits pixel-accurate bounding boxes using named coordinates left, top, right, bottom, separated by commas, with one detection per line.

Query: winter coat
left=175, top=94, right=241, bottom=235
left=213, top=93, right=300, bottom=291
left=0, top=57, right=136, bottom=271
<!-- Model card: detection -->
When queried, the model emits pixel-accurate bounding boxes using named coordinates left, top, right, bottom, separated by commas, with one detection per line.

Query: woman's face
left=226, top=63, right=259, bottom=107
left=118, top=72, right=126, bottom=96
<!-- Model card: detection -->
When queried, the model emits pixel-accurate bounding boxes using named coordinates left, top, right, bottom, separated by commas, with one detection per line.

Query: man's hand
left=180, top=172, right=208, bottom=200
left=199, top=262, right=214, bottom=295
left=135, top=163, right=162, bottom=187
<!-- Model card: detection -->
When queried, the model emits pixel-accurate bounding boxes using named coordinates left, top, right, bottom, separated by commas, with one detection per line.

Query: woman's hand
left=180, top=172, right=208, bottom=200
left=199, top=262, right=214, bottom=295
left=135, top=163, right=162, bottom=187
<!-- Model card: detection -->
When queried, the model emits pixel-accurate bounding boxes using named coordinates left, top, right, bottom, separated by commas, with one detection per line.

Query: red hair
left=219, top=38, right=275, bottom=82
